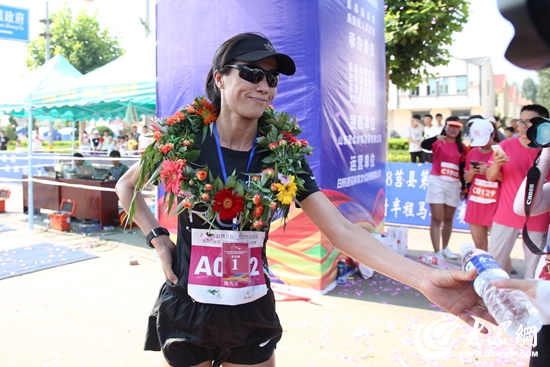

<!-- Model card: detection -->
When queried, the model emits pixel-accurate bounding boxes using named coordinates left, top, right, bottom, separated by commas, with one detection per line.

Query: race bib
left=440, top=162, right=460, bottom=181
left=188, top=229, right=267, bottom=305
left=469, top=178, right=499, bottom=204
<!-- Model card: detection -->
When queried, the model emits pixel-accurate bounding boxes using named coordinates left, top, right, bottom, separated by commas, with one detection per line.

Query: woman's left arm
left=299, top=192, right=495, bottom=329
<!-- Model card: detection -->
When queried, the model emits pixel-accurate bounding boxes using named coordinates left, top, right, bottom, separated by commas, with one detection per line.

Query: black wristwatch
left=146, top=227, right=170, bottom=248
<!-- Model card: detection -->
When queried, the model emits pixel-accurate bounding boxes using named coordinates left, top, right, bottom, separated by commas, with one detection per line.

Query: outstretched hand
left=492, top=278, right=539, bottom=298
left=151, top=235, right=178, bottom=284
left=420, top=268, right=496, bottom=332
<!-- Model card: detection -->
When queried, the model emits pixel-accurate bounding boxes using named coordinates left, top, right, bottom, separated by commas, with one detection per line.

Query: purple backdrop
left=156, top=0, right=386, bottom=220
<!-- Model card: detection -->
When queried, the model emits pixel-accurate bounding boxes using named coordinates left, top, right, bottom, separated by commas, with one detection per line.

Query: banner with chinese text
left=385, top=162, right=469, bottom=230
left=156, top=0, right=386, bottom=292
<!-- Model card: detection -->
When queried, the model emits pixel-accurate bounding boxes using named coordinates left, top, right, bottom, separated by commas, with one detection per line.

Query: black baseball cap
left=221, top=37, right=296, bottom=75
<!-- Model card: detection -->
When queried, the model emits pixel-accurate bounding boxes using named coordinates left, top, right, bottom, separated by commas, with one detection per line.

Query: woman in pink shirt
left=464, top=119, right=502, bottom=251
left=421, top=116, right=467, bottom=260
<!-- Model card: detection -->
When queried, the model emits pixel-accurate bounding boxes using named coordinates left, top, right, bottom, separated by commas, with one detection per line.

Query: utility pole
left=140, top=0, right=151, bottom=38
left=39, top=2, right=52, bottom=62
left=39, top=1, right=54, bottom=151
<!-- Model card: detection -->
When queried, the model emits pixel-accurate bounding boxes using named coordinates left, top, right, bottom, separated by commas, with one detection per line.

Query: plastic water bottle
left=419, top=253, right=445, bottom=269
left=460, top=243, right=542, bottom=337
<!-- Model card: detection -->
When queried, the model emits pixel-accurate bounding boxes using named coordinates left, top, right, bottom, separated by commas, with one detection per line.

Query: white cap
left=459, top=242, right=476, bottom=257
left=469, top=118, right=494, bottom=147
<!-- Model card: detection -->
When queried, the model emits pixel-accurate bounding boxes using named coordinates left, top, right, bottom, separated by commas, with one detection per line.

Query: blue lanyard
left=213, top=122, right=256, bottom=184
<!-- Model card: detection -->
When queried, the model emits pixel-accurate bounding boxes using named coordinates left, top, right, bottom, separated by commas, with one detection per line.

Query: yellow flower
left=275, top=175, right=298, bottom=205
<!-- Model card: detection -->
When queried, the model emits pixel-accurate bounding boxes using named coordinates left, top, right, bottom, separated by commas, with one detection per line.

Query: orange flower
left=182, top=198, right=193, bottom=208
left=186, top=105, right=195, bottom=114
left=196, top=170, right=208, bottom=181
left=253, top=194, right=261, bottom=205
left=159, top=143, right=174, bottom=154
left=253, top=219, right=264, bottom=229
left=212, top=188, right=244, bottom=221
left=253, top=206, right=263, bottom=218
left=166, top=116, right=177, bottom=126
left=175, top=111, right=185, bottom=122
left=262, top=168, right=275, bottom=178
left=196, top=99, right=217, bottom=125
left=204, top=184, right=213, bottom=191
left=202, top=193, right=210, bottom=201
left=153, top=131, right=162, bottom=142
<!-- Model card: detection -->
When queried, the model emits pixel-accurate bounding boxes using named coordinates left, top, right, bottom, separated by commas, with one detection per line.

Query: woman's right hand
left=491, top=279, right=539, bottom=298
left=151, top=235, right=179, bottom=284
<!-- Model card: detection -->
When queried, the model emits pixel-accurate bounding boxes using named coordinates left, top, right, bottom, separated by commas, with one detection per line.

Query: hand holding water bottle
left=460, top=243, right=542, bottom=337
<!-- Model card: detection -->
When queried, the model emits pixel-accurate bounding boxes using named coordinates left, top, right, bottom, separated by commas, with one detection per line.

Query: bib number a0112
left=188, top=229, right=267, bottom=305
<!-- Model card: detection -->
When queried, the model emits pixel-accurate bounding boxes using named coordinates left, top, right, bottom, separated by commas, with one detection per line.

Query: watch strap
left=146, top=227, right=170, bottom=248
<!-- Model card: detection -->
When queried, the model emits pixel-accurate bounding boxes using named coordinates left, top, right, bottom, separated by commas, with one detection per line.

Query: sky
left=450, top=0, right=538, bottom=85
left=0, top=0, right=538, bottom=87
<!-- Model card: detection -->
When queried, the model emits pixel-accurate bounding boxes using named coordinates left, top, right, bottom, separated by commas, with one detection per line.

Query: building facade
left=388, top=56, right=495, bottom=137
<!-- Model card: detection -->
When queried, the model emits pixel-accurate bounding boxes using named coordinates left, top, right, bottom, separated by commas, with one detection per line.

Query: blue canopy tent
left=0, top=54, right=83, bottom=230
left=27, top=37, right=157, bottom=121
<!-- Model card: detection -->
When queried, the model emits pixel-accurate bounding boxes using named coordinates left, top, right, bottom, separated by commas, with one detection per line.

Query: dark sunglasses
left=225, top=64, right=280, bottom=87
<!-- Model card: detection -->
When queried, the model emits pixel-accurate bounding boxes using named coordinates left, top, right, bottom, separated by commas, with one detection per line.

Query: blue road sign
left=0, top=4, right=29, bottom=42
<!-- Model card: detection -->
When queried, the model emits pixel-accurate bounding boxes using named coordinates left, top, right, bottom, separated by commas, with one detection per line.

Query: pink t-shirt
left=430, top=140, right=466, bottom=181
left=465, top=148, right=499, bottom=226
left=489, top=138, right=549, bottom=231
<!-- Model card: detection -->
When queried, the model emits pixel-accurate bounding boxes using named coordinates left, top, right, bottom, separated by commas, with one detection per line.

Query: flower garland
left=129, top=96, right=313, bottom=231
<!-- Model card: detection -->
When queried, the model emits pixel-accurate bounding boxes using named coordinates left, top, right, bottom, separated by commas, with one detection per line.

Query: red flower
left=159, top=159, right=185, bottom=195
left=196, top=170, right=208, bottom=181
left=159, top=143, right=174, bottom=154
left=202, top=193, right=210, bottom=201
left=183, top=140, right=192, bottom=147
left=299, top=139, right=309, bottom=147
left=153, top=131, right=162, bottom=142
left=271, top=183, right=278, bottom=192
left=253, top=194, right=261, bottom=205
left=182, top=198, right=193, bottom=208
left=269, top=142, right=279, bottom=150
left=212, top=188, right=244, bottom=221
left=204, top=184, right=213, bottom=191
left=282, top=131, right=299, bottom=145
left=253, top=206, right=263, bottom=218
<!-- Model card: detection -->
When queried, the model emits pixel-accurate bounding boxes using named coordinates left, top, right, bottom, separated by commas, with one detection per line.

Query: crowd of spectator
left=406, top=106, right=550, bottom=283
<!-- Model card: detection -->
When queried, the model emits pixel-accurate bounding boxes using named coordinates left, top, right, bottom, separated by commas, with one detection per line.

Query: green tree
left=537, top=69, right=550, bottom=108
left=26, top=5, right=124, bottom=74
left=521, top=76, right=538, bottom=103
left=8, top=116, right=17, bottom=128
left=385, top=1, right=470, bottom=93
left=3, top=124, right=17, bottom=142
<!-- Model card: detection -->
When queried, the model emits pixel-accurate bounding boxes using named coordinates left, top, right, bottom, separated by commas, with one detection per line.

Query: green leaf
left=185, top=150, right=201, bottom=162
